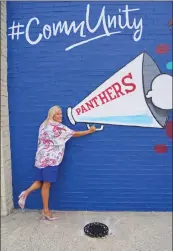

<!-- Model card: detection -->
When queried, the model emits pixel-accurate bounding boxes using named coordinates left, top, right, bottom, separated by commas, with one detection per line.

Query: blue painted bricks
left=7, top=2, right=172, bottom=211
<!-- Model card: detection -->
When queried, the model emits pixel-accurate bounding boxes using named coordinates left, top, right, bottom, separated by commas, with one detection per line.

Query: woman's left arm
left=72, top=126, right=96, bottom=137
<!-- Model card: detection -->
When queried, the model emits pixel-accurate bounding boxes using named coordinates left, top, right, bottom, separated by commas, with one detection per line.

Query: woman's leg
left=18, top=181, right=42, bottom=209
left=41, top=182, right=52, bottom=216
left=40, top=166, right=59, bottom=219
left=24, top=181, right=43, bottom=198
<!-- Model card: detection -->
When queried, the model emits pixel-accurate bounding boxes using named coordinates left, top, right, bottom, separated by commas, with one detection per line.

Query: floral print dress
left=35, top=121, right=74, bottom=168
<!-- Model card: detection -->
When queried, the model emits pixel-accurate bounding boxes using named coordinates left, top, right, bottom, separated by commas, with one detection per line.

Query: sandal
left=41, top=213, right=58, bottom=221
left=18, top=191, right=27, bottom=209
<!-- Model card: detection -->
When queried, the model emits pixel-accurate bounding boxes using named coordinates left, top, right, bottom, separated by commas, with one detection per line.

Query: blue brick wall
left=7, top=2, right=172, bottom=211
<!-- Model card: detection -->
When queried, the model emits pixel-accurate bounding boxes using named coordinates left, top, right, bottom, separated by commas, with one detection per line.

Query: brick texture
left=1, top=0, right=13, bottom=216
left=6, top=2, right=172, bottom=211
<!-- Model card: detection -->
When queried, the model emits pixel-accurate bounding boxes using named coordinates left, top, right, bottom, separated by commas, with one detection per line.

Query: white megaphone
left=67, top=53, right=172, bottom=131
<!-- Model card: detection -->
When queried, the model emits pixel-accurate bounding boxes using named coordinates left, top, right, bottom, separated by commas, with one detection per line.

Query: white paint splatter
left=146, top=74, right=173, bottom=110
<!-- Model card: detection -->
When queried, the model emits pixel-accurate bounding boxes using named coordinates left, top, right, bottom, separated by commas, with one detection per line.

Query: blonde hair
left=43, top=105, right=62, bottom=126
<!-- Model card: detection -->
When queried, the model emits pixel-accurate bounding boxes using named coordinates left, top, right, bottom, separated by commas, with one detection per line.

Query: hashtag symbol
left=8, top=21, right=25, bottom=40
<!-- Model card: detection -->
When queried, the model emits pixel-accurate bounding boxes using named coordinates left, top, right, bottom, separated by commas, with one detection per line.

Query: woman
left=18, top=105, right=96, bottom=220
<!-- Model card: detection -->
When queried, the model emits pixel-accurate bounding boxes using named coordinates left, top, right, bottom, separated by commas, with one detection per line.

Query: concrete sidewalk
left=1, top=210, right=172, bottom=251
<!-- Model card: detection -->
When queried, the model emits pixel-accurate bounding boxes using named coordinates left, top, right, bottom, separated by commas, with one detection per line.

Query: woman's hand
left=72, top=125, right=96, bottom=137
left=88, top=126, right=96, bottom=133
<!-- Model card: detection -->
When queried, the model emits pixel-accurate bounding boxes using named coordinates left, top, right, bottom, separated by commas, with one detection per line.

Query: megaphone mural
left=67, top=53, right=172, bottom=131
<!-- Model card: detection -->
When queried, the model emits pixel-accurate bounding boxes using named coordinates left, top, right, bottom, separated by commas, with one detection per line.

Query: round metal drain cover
left=84, top=222, right=109, bottom=238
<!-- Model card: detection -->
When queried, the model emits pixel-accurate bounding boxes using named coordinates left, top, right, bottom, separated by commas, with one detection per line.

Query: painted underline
left=65, top=31, right=122, bottom=51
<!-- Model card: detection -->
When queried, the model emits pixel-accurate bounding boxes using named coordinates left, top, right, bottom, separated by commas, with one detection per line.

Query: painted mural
left=7, top=2, right=172, bottom=211
left=8, top=4, right=143, bottom=49
left=7, top=4, right=173, bottom=133
left=67, top=52, right=172, bottom=130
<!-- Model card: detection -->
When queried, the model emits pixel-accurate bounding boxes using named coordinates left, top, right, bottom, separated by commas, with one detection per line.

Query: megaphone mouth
left=67, top=107, right=76, bottom=125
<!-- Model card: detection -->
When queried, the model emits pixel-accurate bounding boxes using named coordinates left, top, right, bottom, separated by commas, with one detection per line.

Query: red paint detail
left=75, top=73, right=136, bottom=116
left=156, top=44, right=169, bottom=54
left=166, top=121, right=173, bottom=139
left=154, top=144, right=168, bottom=153
left=169, top=19, right=173, bottom=27
left=121, top=72, right=136, bottom=94
left=76, top=108, right=81, bottom=115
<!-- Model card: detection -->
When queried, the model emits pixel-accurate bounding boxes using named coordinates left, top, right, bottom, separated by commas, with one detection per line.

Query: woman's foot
left=18, top=191, right=28, bottom=209
left=41, top=209, right=58, bottom=221
left=42, top=209, right=52, bottom=217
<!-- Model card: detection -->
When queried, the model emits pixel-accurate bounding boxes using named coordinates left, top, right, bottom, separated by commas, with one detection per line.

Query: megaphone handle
left=87, top=124, right=104, bottom=131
